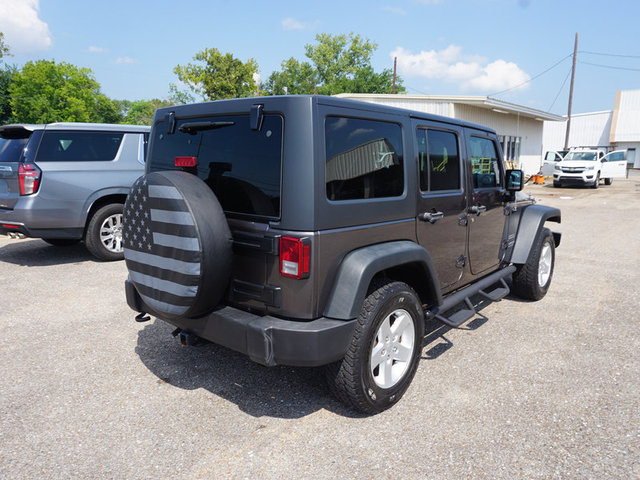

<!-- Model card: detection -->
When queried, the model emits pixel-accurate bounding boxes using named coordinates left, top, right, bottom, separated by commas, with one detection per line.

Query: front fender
left=323, top=241, right=441, bottom=320
left=508, top=204, right=561, bottom=264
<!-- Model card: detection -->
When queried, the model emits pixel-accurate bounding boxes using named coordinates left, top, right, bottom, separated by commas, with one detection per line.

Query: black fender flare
left=323, top=241, right=442, bottom=320
left=509, top=204, right=561, bottom=265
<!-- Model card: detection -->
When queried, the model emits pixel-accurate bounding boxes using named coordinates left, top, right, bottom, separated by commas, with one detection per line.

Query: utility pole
left=564, top=33, right=578, bottom=150
left=392, top=57, right=397, bottom=94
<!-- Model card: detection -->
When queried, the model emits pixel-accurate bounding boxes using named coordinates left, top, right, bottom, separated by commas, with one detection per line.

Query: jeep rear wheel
left=325, top=281, right=424, bottom=414
left=511, top=228, right=555, bottom=301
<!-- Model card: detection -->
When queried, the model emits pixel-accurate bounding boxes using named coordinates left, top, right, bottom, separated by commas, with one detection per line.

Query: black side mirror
left=506, top=169, right=524, bottom=191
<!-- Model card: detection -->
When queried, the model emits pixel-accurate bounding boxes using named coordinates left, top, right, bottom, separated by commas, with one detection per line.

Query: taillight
left=18, top=163, right=41, bottom=195
left=280, top=236, right=311, bottom=279
left=175, top=156, right=197, bottom=167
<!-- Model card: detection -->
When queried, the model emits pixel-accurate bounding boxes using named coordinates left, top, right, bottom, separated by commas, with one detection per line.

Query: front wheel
left=85, top=203, right=124, bottom=261
left=325, top=281, right=424, bottom=414
left=591, top=173, right=600, bottom=189
left=511, top=228, right=555, bottom=301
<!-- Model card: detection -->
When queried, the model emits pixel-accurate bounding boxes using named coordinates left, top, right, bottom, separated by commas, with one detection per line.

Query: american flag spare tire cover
left=123, top=170, right=232, bottom=320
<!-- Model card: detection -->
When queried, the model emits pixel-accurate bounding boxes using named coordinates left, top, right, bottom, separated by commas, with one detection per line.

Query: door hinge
left=458, top=214, right=468, bottom=226
left=456, top=255, right=466, bottom=269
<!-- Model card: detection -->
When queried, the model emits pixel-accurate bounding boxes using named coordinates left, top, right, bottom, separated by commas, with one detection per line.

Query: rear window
left=36, top=131, right=124, bottom=161
left=325, top=116, right=404, bottom=201
left=0, top=137, right=28, bottom=163
left=149, top=114, right=283, bottom=219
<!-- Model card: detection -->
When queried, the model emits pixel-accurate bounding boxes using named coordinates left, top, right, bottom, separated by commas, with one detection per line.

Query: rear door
left=600, top=150, right=627, bottom=178
left=413, top=120, right=468, bottom=290
left=465, top=130, right=507, bottom=276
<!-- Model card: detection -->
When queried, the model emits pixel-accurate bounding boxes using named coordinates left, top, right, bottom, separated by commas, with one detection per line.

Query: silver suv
left=0, top=123, right=150, bottom=260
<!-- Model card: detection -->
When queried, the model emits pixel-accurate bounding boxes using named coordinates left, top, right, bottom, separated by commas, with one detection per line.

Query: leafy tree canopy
left=9, top=60, right=121, bottom=124
left=265, top=32, right=404, bottom=96
left=0, top=32, right=10, bottom=59
left=173, top=48, right=258, bottom=101
left=115, top=98, right=174, bottom=125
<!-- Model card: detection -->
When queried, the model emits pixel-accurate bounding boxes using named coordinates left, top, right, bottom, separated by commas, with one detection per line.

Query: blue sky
left=1, top=0, right=638, bottom=115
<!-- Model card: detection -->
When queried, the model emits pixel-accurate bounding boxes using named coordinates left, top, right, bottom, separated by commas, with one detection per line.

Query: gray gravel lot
left=1, top=173, right=639, bottom=479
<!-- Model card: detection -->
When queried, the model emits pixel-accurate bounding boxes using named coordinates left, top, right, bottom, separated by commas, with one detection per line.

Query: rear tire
left=604, top=178, right=612, bottom=186
left=85, top=203, right=124, bottom=261
left=512, top=228, right=555, bottom=301
left=553, top=181, right=561, bottom=188
left=42, top=238, right=80, bottom=247
left=325, top=281, right=424, bottom=414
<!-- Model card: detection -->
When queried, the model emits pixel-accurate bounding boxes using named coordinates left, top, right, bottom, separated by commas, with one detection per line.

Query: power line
left=579, top=61, right=640, bottom=72
left=548, top=66, right=572, bottom=112
left=488, top=53, right=573, bottom=97
left=580, top=50, right=640, bottom=59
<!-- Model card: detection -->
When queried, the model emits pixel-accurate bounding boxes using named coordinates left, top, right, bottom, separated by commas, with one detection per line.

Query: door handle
left=469, top=205, right=487, bottom=215
left=418, top=211, right=444, bottom=224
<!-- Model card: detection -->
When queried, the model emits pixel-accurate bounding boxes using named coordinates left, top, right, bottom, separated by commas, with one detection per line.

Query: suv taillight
left=280, top=236, right=310, bottom=279
left=18, top=163, right=41, bottom=195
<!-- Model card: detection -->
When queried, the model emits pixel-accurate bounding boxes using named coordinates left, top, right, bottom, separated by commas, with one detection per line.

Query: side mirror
left=506, top=169, right=524, bottom=191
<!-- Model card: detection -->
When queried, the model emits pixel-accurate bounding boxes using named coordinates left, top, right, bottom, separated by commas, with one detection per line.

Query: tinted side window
left=469, top=136, right=502, bottom=189
left=36, top=131, right=124, bottom=161
left=417, top=129, right=460, bottom=191
left=149, top=114, right=283, bottom=219
left=325, top=116, right=403, bottom=201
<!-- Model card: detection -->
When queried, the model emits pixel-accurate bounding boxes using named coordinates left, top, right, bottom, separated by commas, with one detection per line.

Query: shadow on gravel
left=0, top=239, right=94, bottom=266
left=421, top=294, right=493, bottom=360
left=135, top=319, right=368, bottom=419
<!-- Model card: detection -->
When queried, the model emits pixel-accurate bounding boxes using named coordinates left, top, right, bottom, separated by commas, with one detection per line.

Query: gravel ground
left=1, top=172, right=639, bottom=479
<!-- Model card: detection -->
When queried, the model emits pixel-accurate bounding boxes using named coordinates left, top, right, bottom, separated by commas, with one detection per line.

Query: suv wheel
left=604, top=178, right=613, bottom=186
left=85, top=203, right=124, bottom=261
left=591, top=173, right=600, bottom=189
left=325, top=281, right=424, bottom=414
left=511, top=228, right=555, bottom=301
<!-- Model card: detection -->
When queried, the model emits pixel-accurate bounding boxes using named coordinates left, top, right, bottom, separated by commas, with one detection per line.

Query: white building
left=543, top=89, right=640, bottom=168
left=335, top=93, right=564, bottom=175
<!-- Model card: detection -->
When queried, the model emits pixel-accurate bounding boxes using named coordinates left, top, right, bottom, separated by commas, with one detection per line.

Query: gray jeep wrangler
left=123, top=96, right=561, bottom=413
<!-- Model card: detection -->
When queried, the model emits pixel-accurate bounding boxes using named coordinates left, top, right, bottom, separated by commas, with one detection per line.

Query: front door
left=465, top=132, right=507, bottom=276
left=414, top=122, right=468, bottom=290
left=600, top=150, right=627, bottom=178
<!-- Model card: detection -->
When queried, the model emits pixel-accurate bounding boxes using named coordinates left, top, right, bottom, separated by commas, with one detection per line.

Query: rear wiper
left=178, top=121, right=235, bottom=135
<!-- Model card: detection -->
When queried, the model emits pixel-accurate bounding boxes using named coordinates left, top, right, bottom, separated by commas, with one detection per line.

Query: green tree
left=9, top=60, right=121, bottom=124
left=173, top=48, right=258, bottom=100
left=120, top=98, right=173, bottom=125
left=265, top=33, right=404, bottom=96
left=0, top=64, right=16, bottom=124
left=0, top=32, right=9, bottom=59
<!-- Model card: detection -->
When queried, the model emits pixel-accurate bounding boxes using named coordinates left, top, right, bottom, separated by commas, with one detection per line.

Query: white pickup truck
left=552, top=148, right=627, bottom=188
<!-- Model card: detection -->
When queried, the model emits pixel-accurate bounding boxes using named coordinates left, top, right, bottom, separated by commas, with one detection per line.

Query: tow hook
left=171, top=328, right=201, bottom=346
left=135, top=312, right=151, bottom=323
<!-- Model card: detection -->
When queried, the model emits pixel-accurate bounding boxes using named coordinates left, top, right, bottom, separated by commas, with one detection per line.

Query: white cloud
left=0, top=0, right=52, bottom=53
left=391, top=45, right=530, bottom=93
left=281, top=17, right=317, bottom=31
left=88, top=46, right=107, bottom=53
left=114, top=56, right=136, bottom=64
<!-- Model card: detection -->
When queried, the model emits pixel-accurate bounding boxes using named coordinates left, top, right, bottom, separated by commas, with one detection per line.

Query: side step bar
left=427, top=266, right=516, bottom=328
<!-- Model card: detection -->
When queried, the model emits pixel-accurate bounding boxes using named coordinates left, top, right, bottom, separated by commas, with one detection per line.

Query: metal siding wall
left=612, top=90, right=640, bottom=142
left=361, top=97, right=452, bottom=117
left=542, top=111, right=612, bottom=151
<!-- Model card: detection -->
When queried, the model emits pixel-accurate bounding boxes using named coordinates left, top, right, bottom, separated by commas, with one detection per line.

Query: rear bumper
left=125, top=279, right=356, bottom=367
left=0, top=208, right=84, bottom=239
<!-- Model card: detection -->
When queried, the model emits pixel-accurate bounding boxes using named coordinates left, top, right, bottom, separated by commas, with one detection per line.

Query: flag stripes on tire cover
left=123, top=170, right=232, bottom=319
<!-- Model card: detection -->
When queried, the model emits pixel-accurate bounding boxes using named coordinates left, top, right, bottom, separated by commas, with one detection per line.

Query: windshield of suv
left=564, top=151, right=597, bottom=161
left=0, top=137, right=28, bottom=163
left=149, top=113, right=283, bottom=219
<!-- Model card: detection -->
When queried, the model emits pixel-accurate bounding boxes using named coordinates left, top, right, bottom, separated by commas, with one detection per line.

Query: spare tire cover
left=123, top=170, right=232, bottom=320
